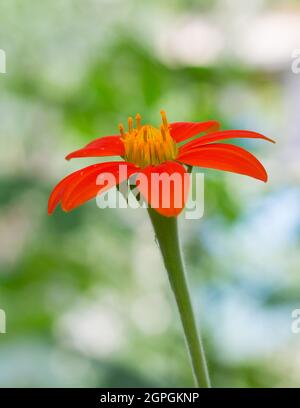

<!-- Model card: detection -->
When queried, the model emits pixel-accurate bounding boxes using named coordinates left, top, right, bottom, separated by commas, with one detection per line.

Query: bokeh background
left=0, top=0, right=300, bottom=387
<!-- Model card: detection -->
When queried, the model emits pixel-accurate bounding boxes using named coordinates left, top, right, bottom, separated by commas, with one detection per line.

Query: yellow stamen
left=121, top=111, right=178, bottom=168
left=128, top=117, right=133, bottom=133
left=119, top=123, right=125, bottom=138
left=136, top=113, right=141, bottom=130
left=160, top=110, right=168, bottom=130
left=143, top=127, right=147, bottom=143
left=160, top=125, right=166, bottom=140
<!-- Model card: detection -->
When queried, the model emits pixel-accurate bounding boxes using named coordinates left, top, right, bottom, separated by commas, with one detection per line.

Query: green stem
left=147, top=207, right=211, bottom=388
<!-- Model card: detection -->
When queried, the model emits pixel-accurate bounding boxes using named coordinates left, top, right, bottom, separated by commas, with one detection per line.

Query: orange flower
left=48, top=111, right=274, bottom=217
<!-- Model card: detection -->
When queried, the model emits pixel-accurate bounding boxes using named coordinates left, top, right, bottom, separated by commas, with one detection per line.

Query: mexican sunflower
left=48, top=111, right=274, bottom=217
left=48, top=110, right=274, bottom=388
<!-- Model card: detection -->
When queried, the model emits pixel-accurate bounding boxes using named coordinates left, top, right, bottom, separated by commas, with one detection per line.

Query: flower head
left=48, top=111, right=274, bottom=217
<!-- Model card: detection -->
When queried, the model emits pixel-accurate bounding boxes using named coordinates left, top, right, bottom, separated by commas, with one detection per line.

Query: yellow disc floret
left=119, top=111, right=178, bottom=168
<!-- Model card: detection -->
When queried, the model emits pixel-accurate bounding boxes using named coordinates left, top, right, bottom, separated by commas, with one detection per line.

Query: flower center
left=119, top=111, right=178, bottom=168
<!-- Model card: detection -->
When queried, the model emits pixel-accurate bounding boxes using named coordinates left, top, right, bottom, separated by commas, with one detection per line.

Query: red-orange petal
left=169, top=121, right=220, bottom=143
left=177, top=143, right=268, bottom=182
left=136, top=161, right=190, bottom=217
left=179, top=129, right=275, bottom=155
left=65, top=136, right=124, bottom=160
left=62, top=162, right=138, bottom=212
left=48, top=162, right=138, bottom=214
left=48, top=166, right=94, bottom=214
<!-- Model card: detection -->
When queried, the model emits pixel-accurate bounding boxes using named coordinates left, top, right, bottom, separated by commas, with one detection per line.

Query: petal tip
left=265, top=136, right=276, bottom=144
left=47, top=202, right=55, bottom=215
left=258, top=170, right=268, bottom=183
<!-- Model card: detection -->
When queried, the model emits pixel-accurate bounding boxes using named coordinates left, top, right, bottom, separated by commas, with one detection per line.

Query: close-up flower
left=48, top=111, right=274, bottom=388
left=48, top=111, right=274, bottom=217
left=3, top=0, right=298, bottom=395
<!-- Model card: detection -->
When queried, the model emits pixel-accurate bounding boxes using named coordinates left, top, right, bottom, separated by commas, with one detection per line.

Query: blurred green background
left=0, top=0, right=299, bottom=387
